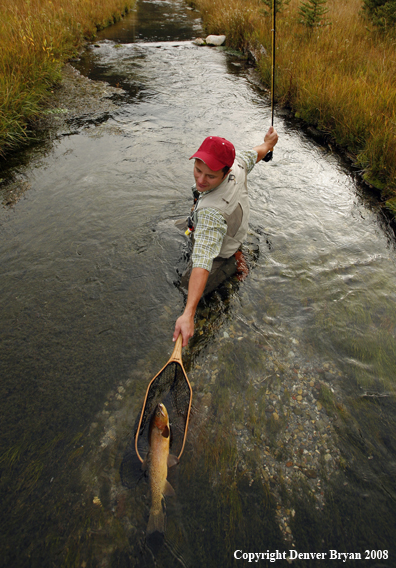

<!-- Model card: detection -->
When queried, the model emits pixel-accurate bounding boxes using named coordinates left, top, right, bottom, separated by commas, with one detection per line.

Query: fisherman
left=173, top=126, right=279, bottom=347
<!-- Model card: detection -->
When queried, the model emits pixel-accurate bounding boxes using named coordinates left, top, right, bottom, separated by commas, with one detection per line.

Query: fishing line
left=263, top=0, right=276, bottom=162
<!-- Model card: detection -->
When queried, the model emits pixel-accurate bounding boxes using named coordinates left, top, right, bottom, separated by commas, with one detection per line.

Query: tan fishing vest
left=193, top=156, right=250, bottom=258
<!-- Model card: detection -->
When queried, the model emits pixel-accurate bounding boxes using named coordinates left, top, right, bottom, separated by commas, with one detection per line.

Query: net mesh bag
left=135, top=361, right=192, bottom=460
left=120, top=346, right=192, bottom=489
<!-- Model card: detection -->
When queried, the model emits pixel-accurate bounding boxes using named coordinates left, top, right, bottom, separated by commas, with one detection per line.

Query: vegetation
left=260, top=0, right=291, bottom=15
left=2, top=0, right=396, bottom=216
left=298, top=0, right=330, bottom=28
left=0, top=0, right=134, bottom=156
left=362, top=0, right=396, bottom=33
left=189, top=0, right=396, bottom=215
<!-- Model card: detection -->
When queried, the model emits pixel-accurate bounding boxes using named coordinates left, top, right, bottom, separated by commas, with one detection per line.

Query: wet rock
left=192, top=38, right=206, bottom=46
left=247, top=43, right=268, bottom=64
left=205, top=35, right=226, bottom=46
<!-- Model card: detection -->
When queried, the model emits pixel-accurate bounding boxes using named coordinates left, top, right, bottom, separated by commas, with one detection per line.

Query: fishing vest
left=193, top=156, right=250, bottom=258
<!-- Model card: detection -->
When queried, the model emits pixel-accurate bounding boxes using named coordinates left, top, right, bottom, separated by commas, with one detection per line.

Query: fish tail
left=147, top=507, right=165, bottom=535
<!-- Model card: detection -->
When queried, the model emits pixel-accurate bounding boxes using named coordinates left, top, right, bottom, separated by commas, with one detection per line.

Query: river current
left=1, top=1, right=396, bottom=567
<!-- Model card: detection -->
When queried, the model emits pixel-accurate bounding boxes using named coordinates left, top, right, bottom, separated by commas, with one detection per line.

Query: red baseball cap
left=190, top=136, right=235, bottom=171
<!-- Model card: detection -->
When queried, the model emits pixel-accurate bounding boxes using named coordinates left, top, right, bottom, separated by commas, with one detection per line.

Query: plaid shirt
left=192, top=150, right=257, bottom=271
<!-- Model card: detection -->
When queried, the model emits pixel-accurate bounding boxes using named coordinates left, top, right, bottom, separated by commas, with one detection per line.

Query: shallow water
left=1, top=1, right=396, bottom=567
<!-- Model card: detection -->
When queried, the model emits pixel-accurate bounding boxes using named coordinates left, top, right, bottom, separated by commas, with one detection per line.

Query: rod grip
left=263, top=150, right=273, bottom=162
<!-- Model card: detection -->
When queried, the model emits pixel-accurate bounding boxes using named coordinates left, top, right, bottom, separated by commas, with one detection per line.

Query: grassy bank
left=0, top=0, right=134, bottom=156
left=189, top=0, right=396, bottom=215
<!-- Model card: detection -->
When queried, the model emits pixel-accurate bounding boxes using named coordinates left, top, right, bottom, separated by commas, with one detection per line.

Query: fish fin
left=147, top=508, right=166, bottom=535
left=163, top=480, right=176, bottom=497
left=162, top=425, right=170, bottom=438
left=167, top=454, right=179, bottom=468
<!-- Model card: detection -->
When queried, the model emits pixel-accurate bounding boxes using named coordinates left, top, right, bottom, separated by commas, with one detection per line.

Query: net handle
left=134, top=334, right=192, bottom=463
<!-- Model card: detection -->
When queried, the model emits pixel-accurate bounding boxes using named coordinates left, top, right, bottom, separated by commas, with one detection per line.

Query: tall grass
left=189, top=0, right=396, bottom=208
left=0, top=0, right=134, bottom=156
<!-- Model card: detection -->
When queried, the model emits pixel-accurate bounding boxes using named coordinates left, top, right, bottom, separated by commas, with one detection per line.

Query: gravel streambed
left=188, top=303, right=346, bottom=548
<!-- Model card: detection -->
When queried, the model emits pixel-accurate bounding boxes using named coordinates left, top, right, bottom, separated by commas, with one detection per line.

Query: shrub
left=361, top=0, right=396, bottom=32
left=260, top=0, right=291, bottom=15
left=299, top=0, right=331, bottom=28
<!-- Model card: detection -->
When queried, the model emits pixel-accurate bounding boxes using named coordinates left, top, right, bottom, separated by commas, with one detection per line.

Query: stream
left=1, top=1, right=396, bottom=566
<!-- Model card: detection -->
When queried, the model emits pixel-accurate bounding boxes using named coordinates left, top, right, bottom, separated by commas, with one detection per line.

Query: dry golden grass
left=190, top=0, right=396, bottom=206
left=0, top=0, right=134, bottom=155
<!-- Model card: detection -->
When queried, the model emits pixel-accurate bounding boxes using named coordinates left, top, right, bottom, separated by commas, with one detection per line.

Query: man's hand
left=253, top=126, right=279, bottom=162
left=173, top=313, right=195, bottom=347
left=264, top=125, right=278, bottom=147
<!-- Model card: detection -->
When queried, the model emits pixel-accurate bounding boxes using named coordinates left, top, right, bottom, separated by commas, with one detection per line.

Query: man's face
left=193, top=159, right=227, bottom=193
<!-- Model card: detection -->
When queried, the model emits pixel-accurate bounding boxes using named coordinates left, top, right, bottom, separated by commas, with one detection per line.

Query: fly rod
left=263, top=0, right=276, bottom=162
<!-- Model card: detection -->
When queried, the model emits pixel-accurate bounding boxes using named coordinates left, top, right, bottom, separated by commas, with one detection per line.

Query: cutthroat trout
left=144, top=403, right=178, bottom=535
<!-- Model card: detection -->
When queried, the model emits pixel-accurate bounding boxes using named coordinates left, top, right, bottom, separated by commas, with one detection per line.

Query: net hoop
left=134, top=334, right=192, bottom=463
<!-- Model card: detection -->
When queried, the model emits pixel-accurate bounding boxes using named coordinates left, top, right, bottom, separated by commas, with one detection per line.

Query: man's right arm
left=173, top=208, right=226, bottom=346
left=173, top=267, right=210, bottom=347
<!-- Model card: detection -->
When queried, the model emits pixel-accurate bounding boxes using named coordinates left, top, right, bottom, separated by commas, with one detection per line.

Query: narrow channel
left=1, top=1, right=396, bottom=566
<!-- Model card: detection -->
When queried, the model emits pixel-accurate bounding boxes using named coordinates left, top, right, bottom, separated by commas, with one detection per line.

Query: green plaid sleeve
left=192, top=208, right=227, bottom=271
left=236, top=150, right=257, bottom=174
